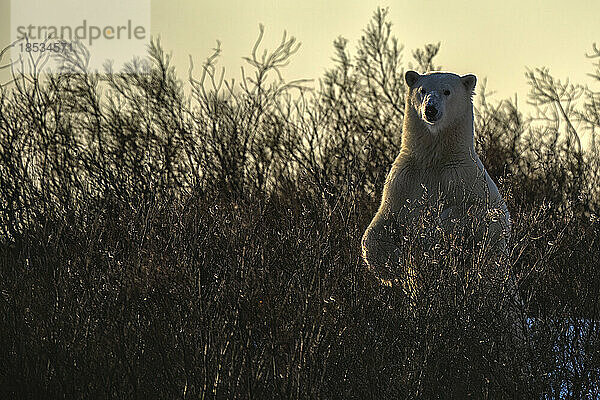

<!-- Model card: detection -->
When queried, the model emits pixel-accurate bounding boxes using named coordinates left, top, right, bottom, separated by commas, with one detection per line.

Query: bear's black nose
left=425, top=105, right=438, bottom=121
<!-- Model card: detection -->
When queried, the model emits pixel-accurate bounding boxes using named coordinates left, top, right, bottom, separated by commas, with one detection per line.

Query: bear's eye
left=443, top=89, right=451, bottom=96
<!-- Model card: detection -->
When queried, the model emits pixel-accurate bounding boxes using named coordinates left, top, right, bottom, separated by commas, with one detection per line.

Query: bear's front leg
left=361, top=211, right=405, bottom=287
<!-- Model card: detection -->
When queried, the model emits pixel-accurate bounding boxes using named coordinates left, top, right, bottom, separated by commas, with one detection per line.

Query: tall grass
left=1, top=8, right=599, bottom=399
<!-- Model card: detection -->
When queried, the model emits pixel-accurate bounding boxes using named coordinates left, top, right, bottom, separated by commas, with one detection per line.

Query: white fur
left=362, top=71, right=511, bottom=288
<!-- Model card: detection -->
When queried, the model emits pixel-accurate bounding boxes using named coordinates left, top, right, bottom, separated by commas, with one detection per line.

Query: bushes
left=1, top=8, right=599, bottom=399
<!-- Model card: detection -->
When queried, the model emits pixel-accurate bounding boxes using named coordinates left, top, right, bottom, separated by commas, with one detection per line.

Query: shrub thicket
left=1, top=8, right=599, bottom=399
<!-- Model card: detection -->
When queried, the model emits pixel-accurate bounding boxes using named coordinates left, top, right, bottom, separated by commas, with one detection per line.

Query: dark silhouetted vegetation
left=1, top=8, right=599, bottom=399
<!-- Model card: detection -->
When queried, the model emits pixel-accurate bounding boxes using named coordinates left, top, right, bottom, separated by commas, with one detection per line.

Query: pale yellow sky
left=2, top=0, right=600, bottom=109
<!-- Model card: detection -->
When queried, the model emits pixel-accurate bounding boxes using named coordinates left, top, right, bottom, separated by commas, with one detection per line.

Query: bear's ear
left=461, top=74, right=477, bottom=93
left=405, top=70, right=420, bottom=88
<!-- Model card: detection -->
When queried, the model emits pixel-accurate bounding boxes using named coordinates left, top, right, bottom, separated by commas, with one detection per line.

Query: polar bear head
left=404, top=71, right=477, bottom=135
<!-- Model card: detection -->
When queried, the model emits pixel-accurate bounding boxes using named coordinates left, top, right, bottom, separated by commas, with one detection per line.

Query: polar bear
left=361, top=70, right=511, bottom=289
